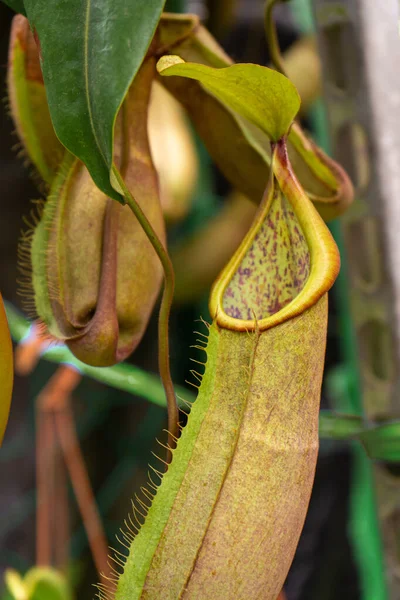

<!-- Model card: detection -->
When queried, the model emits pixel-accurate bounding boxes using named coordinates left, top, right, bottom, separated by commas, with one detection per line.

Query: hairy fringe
left=17, top=156, right=76, bottom=330
left=17, top=199, right=45, bottom=320
left=95, top=320, right=211, bottom=596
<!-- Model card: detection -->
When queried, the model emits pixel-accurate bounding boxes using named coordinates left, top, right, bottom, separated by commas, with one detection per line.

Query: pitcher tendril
left=111, top=166, right=178, bottom=454
left=264, top=0, right=289, bottom=76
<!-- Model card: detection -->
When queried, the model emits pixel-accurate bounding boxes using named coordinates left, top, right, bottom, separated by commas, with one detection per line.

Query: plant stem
left=54, top=386, right=110, bottom=579
left=112, top=166, right=179, bottom=455
left=264, top=0, right=288, bottom=76
left=53, top=450, right=69, bottom=573
left=35, top=404, right=54, bottom=566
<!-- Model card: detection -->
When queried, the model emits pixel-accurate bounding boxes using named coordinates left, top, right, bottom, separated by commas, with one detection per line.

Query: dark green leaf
left=23, top=0, right=166, bottom=201
left=2, top=0, right=26, bottom=15
left=157, top=56, right=300, bottom=142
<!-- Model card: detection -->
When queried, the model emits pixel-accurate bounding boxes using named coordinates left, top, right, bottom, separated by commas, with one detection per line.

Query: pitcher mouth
left=209, top=138, right=340, bottom=333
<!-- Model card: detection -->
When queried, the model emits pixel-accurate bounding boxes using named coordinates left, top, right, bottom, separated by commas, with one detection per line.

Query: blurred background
left=1, top=0, right=399, bottom=598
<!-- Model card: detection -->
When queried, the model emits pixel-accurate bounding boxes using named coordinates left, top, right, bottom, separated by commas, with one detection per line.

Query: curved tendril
left=264, top=0, right=289, bottom=77
left=111, top=165, right=178, bottom=460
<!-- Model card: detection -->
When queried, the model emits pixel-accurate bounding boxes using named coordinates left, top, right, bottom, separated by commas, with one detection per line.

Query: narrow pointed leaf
left=157, top=56, right=300, bottom=142
left=22, top=0, right=166, bottom=201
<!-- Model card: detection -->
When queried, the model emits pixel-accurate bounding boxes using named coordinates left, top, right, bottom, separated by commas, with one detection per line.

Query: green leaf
left=2, top=0, right=26, bottom=15
left=319, top=410, right=364, bottom=439
left=360, top=422, right=400, bottom=462
left=319, top=410, right=400, bottom=462
left=157, top=56, right=300, bottom=142
left=23, top=0, right=166, bottom=201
